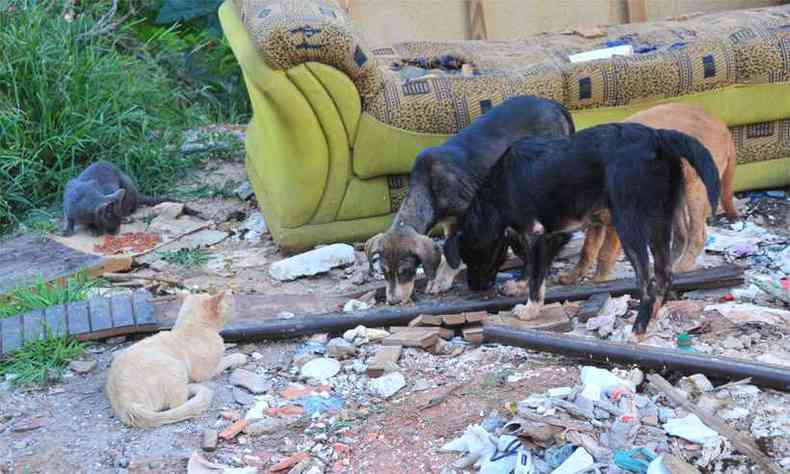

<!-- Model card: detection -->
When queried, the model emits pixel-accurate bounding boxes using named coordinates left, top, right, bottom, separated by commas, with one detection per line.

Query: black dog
left=444, top=123, right=720, bottom=335
left=366, top=96, right=575, bottom=304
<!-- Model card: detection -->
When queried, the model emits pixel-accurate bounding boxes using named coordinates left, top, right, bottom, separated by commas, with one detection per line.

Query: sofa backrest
left=237, top=0, right=383, bottom=101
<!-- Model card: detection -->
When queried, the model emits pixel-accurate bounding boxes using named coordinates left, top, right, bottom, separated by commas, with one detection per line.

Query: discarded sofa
left=220, top=0, right=790, bottom=251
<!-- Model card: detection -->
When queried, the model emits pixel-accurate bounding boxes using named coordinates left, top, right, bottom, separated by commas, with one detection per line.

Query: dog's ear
left=364, top=233, right=384, bottom=274
left=106, top=189, right=126, bottom=216
left=413, top=234, right=441, bottom=279
left=443, top=232, right=462, bottom=269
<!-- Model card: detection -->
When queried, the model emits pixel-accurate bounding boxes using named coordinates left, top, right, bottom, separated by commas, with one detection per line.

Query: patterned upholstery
left=732, top=118, right=790, bottom=164
left=239, top=0, right=790, bottom=136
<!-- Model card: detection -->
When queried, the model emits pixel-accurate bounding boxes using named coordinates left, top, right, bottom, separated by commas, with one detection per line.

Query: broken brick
left=219, top=419, right=249, bottom=441
left=270, top=452, right=310, bottom=472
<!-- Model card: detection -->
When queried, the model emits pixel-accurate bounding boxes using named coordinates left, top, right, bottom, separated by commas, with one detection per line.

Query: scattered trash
left=269, top=243, right=356, bottom=281
left=187, top=450, right=257, bottom=474
left=551, top=447, right=595, bottom=474
left=663, top=414, right=720, bottom=445
left=343, top=299, right=369, bottom=313
left=297, top=395, right=345, bottom=417
left=240, top=211, right=267, bottom=243
left=704, top=302, right=790, bottom=327
left=614, top=448, right=657, bottom=473
left=234, top=181, right=254, bottom=201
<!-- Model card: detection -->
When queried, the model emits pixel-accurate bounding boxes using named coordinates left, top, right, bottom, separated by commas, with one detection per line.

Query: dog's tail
left=719, top=135, right=738, bottom=219
left=122, top=384, right=214, bottom=428
left=654, top=129, right=720, bottom=215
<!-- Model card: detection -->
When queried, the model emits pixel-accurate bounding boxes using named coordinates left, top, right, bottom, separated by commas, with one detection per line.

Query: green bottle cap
left=676, top=333, right=691, bottom=347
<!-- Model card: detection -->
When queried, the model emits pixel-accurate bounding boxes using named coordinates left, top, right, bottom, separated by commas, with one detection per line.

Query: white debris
left=269, top=244, right=356, bottom=281
left=547, top=387, right=573, bottom=399
left=580, top=366, right=636, bottom=393
left=244, top=398, right=269, bottom=421
left=550, top=447, right=594, bottom=474
left=300, top=358, right=341, bottom=381
left=704, top=303, right=790, bottom=327
left=240, top=211, right=267, bottom=243
left=368, top=371, right=406, bottom=399
left=343, top=299, right=369, bottom=313
left=664, top=414, right=720, bottom=444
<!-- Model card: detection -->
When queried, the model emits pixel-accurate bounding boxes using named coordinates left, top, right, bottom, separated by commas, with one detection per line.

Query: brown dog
left=559, top=103, right=737, bottom=285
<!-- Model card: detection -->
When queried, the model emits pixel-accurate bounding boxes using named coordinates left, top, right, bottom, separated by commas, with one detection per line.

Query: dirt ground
left=1, top=144, right=789, bottom=474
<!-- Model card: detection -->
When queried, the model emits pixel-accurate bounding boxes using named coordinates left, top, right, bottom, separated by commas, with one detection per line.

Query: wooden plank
left=67, top=300, right=92, bottom=336
left=22, top=309, right=45, bottom=343
left=465, top=311, right=487, bottom=324
left=2, top=315, right=24, bottom=353
left=462, top=326, right=484, bottom=344
left=627, top=0, right=647, bottom=23
left=442, top=314, right=467, bottom=327
left=0, top=234, right=129, bottom=296
left=367, top=345, right=402, bottom=378
left=419, top=314, right=444, bottom=326
left=44, top=304, right=68, bottom=338
left=382, top=328, right=439, bottom=349
left=469, top=0, right=488, bottom=40
left=647, top=374, right=782, bottom=474
left=438, top=327, right=456, bottom=340
left=486, top=305, right=572, bottom=333
left=132, top=289, right=157, bottom=326
left=89, top=295, right=113, bottom=332
left=110, top=293, right=135, bottom=328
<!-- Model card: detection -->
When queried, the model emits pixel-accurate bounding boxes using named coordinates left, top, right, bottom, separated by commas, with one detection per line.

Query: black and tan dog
left=444, top=123, right=720, bottom=336
left=365, top=96, right=575, bottom=304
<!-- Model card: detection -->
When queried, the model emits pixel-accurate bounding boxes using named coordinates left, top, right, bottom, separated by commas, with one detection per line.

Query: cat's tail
left=138, top=195, right=177, bottom=206
left=124, top=384, right=214, bottom=428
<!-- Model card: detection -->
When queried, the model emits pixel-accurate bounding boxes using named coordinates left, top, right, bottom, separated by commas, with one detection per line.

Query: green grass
left=0, top=1, right=223, bottom=234
left=0, top=274, right=100, bottom=320
left=0, top=335, right=84, bottom=386
left=159, top=248, right=211, bottom=267
left=0, top=273, right=98, bottom=385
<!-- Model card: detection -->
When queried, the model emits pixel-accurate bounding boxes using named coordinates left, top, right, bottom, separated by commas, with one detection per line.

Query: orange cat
left=105, top=291, right=246, bottom=428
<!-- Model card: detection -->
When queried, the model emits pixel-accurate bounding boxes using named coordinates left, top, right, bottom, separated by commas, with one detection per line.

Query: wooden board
left=367, top=345, right=403, bottom=378
left=382, top=328, right=439, bottom=349
left=486, top=304, right=573, bottom=333
left=0, top=289, right=157, bottom=355
left=0, top=234, right=130, bottom=296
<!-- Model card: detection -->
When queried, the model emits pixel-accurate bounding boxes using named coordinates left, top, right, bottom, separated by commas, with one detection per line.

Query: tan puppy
left=106, top=291, right=246, bottom=428
left=559, top=103, right=738, bottom=285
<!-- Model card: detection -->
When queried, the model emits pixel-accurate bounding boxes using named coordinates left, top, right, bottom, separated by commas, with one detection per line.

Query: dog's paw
left=513, top=301, right=542, bottom=321
left=501, top=280, right=529, bottom=297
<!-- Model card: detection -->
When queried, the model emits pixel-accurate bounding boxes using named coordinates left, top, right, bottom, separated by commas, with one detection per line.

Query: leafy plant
left=0, top=335, right=84, bottom=386
left=0, top=1, right=210, bottom=233
left=0, top=274, right=100, bottom=320
left=159, top=248, right=211, bottom=267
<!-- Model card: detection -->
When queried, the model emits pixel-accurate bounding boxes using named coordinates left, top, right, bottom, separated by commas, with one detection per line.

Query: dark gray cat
left=63, top=161, right=167, bottom=236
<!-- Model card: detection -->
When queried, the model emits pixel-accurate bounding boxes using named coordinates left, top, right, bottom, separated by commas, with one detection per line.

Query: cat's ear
left=207, top=291, right=228, bottom=319
left=106, top=189, right=126, bottom=215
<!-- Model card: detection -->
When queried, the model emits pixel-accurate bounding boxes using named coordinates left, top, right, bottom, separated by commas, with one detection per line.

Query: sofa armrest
left=236, top=0, right=383, bottom=101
